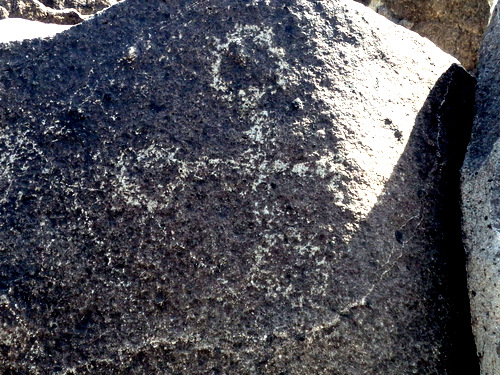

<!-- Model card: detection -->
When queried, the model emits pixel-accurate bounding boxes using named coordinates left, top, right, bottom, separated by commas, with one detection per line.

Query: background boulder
left=462, top=2, right=500, bottom=374
left=0, top=0, right=119, bottom=24
left=38, top=0, right=118, bottom=15
left=356, top=0, right=493, bottom=71
left=0, top=0, right=477, bottom=373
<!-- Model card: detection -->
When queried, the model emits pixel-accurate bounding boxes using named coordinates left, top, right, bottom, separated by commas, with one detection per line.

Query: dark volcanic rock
left=0, top=0, right=476, bottom=373
left=462, top=2, right=500, bottom=374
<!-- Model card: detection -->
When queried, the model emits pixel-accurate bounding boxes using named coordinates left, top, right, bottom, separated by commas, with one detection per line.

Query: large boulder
left=0, top=0, right=477, bottom=373
left=357, top=0, right=493, bottom=72
left=462, top=2, right=500, bottom=374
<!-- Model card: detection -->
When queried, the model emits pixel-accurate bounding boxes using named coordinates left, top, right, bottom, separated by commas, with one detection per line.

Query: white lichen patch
left=243, top=110, right=269, bottom=143
left=109, top=142, right=282, bottom=210
left=110, top=145, right=191, bottom=211
left=209, top=23, right=291, bottom=98
left=291, top=163, right=309, bottom=177
left=120, top=45, right=139, bottom=63
left=238, top=86, right=267, bottom=112
left=246, top=0, right=272, bottom=6
left=0, top=125, right=46, bottom=205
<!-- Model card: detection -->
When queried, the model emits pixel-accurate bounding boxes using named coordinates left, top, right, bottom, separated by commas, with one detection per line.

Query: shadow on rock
left=344, top=64, right=477, bottom=374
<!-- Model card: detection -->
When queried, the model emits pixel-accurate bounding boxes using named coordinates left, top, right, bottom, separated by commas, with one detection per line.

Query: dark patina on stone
left=0, top=0, right=476, bottom=373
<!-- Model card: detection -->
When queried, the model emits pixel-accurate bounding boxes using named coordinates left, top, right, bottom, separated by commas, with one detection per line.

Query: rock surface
left=0, top=18, right=72, bottom=43
left=39, top=0, right=119, bottom=15
left=462, top=2, right=500, bottom=374
left=358, top=0, right=492, bottom=71
left=0, top=0, right=477, bottom=373
left=0, top=0, right=119, bottom=24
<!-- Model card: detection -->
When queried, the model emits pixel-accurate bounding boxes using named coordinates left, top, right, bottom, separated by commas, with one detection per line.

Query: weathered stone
left=359, top=0, right=492, bottom=72
left=462, top=2, right=500, bottom=374
left=0, top=5, right=8, bottom=18
left=39, top=0, right=119, bottom=15
left=0, top=0, right=120, bottom=24
left=0, top=0, right=477, bottom=373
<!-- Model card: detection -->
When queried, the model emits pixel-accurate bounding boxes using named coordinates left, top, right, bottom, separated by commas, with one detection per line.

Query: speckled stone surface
left=462, top=2, right=500, bottom=374
left=0, top=0, right=476, bottom=373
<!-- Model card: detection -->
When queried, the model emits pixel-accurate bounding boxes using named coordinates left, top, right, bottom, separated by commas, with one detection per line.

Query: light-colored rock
left=357, top=0, right=492, bottom=72
left=0, top=0, right=84, bottom=24
left=0, top=18, right=72, bottom=42
left=38, top=0, right=119, bottom=15
left=0, top=5, right=8, bottom=18
left=0, top=0, right=120, bottom=24
left=462, top=2, right=500, bottom=374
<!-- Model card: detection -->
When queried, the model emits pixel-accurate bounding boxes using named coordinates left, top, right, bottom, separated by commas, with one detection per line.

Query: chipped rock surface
left=356, top=0, right=493, bottom=71
left=0, top=0, right=476, bottom=373
left=462, top=2, right=500, bottom=374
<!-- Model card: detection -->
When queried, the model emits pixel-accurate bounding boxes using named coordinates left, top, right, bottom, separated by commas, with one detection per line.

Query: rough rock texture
left=39, top=0, right=119, bottom=15
left=357, top=0, right=492, bottom=71
left=462, top=2, right=500, bottom=374
left=0, top=5, right=8, bottom=18
left=0, top=0, right=477, bottom=373
left=0, top=0, right=119, bottom=24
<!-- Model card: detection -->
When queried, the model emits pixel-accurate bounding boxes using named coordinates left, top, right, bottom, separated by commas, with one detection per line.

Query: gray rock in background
left=356, top=0, right=492, bottom=72
left=462, top=1, right=500, bottom=374
left=39, top=0, right=119, bottom=15
left=0, top=0, right=477, bottom=373
left=0, top=5, right=8, bottom=18
left=0, top=0, right=119, bottom=24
